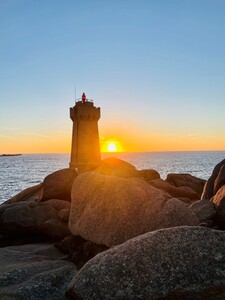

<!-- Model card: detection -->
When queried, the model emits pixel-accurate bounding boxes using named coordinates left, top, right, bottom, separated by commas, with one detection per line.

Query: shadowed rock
left=69, top=172, right=198, bottom=247
left=212, top=186, right=225, bottom=229
left=94, top=157, right=139, bottom=177
left=166, top=173, right=206, bottom=197
left=0, top=243, right=75, bottom=299
left=149, top=178, right=199, bottom=201
left=201, top=159, right=225, bottom=200
left=190, top=198, right=215, bottom=223
left=214, top=164, right=225, bottom=196
left=55, top=235, right=108, bottom=269
left=66, top=226, right=225, bottom=300
left=39, top=168, right=77, bottom=202
left=0, top=201, right=69, bottom=240
left=44, top=199, right=71, bottom=211
left=138, top=169, right=160, bottom=181
left=58, top=208, right=70, bottom=222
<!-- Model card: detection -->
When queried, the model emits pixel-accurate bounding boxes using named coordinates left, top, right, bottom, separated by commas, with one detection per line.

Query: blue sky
left=0, top=0, right=225, bottom=152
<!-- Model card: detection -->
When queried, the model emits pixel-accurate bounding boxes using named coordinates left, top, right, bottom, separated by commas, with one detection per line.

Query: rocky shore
left=1, top=157, right=225, bottom=299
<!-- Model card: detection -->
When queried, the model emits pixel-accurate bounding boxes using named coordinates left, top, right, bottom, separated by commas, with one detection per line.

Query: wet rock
left=0, top=243, right=76, bottom=300
left=138, top=168, right=160, bottom=181
left=166, top=173, right=206, bottom=197
left=66, top=226, right=225, bottom=300
left=94, top=157, right=139, bottom=177
left=149, top=178, right=199, bottom=201
left=201, top=159, right=225, bottom=200
left=39, top=168, right=77, bottom=202
left=69, top=172, right=198, bottom=247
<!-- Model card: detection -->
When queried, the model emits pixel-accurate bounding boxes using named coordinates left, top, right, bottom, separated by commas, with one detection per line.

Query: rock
left=58, top=208, right=70, bottom=222
left=212, top=186, right=225, bottom=229
left=4, top=183, right=42, bottom=204
left=55, top=235, right=108, bottom=269
left=0, top=243, right=76, bottom=300
left=214, top=164, right=225, bottom=195
left=38, top=219, right=70, bottom=240
left=94, top=157, right=139, bottom=177
left=190, top=198, right=215, bottom=222
left=39, top=168, right=77, bottom=202
left=201, top=159, right=225, bottom=200
left=66, top=226, right=225, bottom=300
left=69, top=172, right=198, bottom=247
left=0, top=201, right=69, bottom=240
left=166, top=173, right=206, bottom=197
left=45, top=199, right=71, bottom=211
left=149, top=178, right=199, bottom=201
left=138, top=169, right=160, bottom=181
left=199, top=220, right=214, bottom=228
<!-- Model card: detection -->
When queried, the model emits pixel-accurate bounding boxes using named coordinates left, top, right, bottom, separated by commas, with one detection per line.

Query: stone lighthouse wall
left=70, top=101, right=101, bottom=172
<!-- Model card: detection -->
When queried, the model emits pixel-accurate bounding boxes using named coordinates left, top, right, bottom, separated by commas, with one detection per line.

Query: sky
left=0, top=0, right=225, bottom=153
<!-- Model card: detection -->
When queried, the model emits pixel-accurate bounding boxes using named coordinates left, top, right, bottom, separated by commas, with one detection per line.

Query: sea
left=0, top=151, right=225, bottom=205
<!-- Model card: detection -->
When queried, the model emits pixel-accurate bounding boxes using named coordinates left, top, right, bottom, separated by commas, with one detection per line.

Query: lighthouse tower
left=69, top=93, right=101, bottom=172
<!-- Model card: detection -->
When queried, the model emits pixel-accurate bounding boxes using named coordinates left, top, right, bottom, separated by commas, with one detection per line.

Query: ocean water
left=0, top=151, right=225, bottom=204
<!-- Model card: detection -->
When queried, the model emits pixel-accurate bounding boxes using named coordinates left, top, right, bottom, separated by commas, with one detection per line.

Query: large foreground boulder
left=66, top=226, right=225, bottom=300
left=0, top=243, right=76, bottom=299
left=69, top=172, right=198, bottom=247
left=166, top=173, right=206, bottom=197
left=39, top=168, right=77, bottom=202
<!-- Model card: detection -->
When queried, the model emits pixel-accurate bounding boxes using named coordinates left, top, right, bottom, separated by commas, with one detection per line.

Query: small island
left=0, top=154, right=22, bottom=157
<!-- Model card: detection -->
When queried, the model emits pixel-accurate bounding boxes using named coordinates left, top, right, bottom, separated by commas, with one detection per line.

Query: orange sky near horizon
left=1, top=126, right=225, bottom=154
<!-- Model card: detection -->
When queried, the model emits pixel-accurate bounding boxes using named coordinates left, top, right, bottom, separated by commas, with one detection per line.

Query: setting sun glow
left=107, top=142, right=117, bottom=152
left=101, top=139, right=123, bottom=153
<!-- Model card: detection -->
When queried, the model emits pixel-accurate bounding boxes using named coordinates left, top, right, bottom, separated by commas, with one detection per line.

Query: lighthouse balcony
left=75, top=98, right=94, bottom=106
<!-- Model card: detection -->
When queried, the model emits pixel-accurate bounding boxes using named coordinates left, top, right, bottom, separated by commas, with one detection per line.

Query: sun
left=107, top=142, right=118, bottom=152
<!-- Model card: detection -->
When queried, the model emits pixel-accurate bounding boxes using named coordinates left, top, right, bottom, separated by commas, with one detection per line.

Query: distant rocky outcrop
left=66, top=226, right=225, bottom=300
left=69, top=172, right=198, bottom=247
left=0, top=243, right=76, bottom=299
left=39, top=168, right=77, bottom=202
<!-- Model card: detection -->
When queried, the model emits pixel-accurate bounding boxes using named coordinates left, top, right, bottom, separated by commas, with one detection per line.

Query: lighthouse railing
left=75, top=98, right=94, bottom=103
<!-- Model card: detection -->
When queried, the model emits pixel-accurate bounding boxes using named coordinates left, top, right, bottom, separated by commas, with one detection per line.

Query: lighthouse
left=69, top=93, right=101, bottom=172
